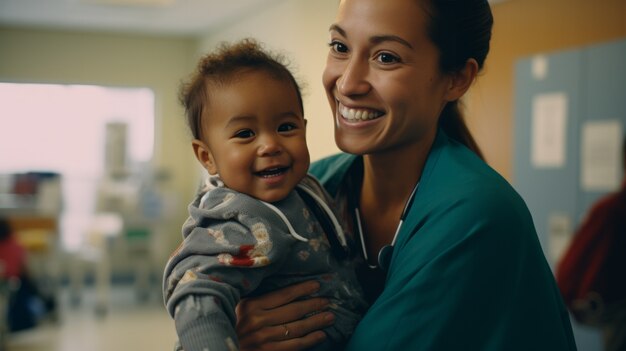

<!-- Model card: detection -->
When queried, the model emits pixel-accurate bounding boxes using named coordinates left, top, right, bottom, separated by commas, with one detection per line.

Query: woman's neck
left=357, top=138, right=433, bottom=263
left=360, top=139, right=432, bottom=211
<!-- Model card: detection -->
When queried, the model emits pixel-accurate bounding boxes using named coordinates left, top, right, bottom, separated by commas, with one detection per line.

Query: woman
left=235, top=0, right=577, bottom=349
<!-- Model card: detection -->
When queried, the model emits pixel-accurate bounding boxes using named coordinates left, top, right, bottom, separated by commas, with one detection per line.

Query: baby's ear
left=192, top=139, right=218, bottom=175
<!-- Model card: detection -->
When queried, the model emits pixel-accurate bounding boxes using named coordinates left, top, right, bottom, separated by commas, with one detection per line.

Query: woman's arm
left=236, top=281, right=335, bottom=351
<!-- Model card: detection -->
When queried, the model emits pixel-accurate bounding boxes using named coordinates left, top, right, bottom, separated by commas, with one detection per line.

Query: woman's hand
left=236, top=281, right=335, bottom=351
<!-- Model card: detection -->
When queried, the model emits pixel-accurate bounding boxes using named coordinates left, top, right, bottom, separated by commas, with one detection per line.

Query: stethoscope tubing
left=354, top=182, right=419, bottom=270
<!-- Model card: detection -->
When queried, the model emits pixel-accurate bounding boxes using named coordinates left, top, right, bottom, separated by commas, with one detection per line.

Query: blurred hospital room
left=1, top=0, right=625, bottom=350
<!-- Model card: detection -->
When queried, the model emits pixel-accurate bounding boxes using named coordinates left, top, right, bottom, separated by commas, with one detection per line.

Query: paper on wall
left=548, top=212, right=573, bottom=265
left=531, top=92, right=568, bottom=168
left=532, top=55, right=548, bottom=81
left=581, top=120, right=623, bottom=191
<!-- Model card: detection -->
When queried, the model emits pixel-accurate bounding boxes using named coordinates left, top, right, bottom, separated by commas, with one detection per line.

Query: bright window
left=0, top=82, right=155, bottom=250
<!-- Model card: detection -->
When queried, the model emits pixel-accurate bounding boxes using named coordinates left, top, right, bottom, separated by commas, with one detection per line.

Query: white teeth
left=339, top=104, right=382, bottom=121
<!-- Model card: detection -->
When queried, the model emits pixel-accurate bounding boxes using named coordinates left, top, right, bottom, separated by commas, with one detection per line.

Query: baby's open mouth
left=255, top=167, right=288, bottom=178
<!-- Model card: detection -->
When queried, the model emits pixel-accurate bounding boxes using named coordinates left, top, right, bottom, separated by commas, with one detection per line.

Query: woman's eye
left=376, top=52, right=400, bottom=64
left=234, top=129, right=254, bottom=138
left=329, top=40, right=348, bottom=54
left=278, top=123, right=297, bottom=133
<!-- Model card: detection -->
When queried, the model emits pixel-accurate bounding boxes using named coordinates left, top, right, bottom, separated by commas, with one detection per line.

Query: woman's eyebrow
left=329, top=24, right=346, bottom=36
left=329, top=24, right=413, bottom=49
left=370, top=35, right=413, bottom=49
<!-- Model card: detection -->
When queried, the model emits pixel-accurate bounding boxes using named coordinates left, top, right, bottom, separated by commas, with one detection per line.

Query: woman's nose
left=337, top=58, right=371, bottom=96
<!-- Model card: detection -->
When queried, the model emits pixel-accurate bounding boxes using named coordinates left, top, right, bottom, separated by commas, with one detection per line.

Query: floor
left=5, top=285, right=178, bottom=351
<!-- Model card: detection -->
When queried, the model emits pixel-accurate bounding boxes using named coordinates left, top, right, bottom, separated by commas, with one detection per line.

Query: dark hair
left=179, top=38, right=304, bottom=140
left=0, top=217, right=12, bottom=241
left=423, top=0, right=493, bottom=160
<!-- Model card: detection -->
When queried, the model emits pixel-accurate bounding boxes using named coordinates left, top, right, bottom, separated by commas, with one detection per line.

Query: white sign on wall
left=581, top=120, right=623, bottom=191
left=531, top=92, right=568, bottom=168
left=548, top=212, right=573, bottom=265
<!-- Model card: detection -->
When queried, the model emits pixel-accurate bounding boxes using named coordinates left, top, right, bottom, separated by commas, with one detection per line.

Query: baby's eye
left=278, top=123, right=297, bottom=133
left=234, top=129, right=255, bottom=138
left=329, top=40, right=349, bottom=54
left=376, top=52, right=401, bottom=64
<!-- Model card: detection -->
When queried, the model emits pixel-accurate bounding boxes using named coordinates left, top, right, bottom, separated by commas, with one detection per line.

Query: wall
left=469, top=0, right=626, bottom=180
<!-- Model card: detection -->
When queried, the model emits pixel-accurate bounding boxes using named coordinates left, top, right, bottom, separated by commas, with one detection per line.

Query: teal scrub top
left=309, top=130, right=577, bottom=351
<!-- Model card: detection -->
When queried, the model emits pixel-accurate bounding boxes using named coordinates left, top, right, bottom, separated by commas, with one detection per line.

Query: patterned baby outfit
left=163, top=175, right=367, bottom=351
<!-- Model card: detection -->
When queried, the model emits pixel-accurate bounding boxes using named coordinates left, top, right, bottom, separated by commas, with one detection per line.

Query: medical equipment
left=353, top=182, right=419, bottom=271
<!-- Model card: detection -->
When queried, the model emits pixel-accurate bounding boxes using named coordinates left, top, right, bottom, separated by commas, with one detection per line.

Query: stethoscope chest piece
left=377, top=244, right=393, bottom=272
left=355, top=182, right=419, bottom=272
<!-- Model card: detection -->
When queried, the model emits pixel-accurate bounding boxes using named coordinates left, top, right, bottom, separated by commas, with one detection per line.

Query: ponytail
left=439, top=101, right=484, bottom=160
left=424, top=0, right=492, bottom=161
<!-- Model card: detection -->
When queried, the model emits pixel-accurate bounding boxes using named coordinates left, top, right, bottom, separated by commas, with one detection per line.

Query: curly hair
left=179, top=38, right=304, bottom=140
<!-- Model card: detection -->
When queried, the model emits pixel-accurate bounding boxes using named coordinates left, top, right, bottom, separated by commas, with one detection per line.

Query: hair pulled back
left=424, top=0, right=493, bottom=159
left=179, top=38, right=303, bottom=140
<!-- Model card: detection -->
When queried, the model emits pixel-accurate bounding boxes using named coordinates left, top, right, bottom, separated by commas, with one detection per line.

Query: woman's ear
left=445, top=58, right=479, bottom=102
left=192, top=139, right=218, bottom=175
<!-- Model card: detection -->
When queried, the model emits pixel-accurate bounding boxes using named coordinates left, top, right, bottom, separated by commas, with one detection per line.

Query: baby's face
left=195, top=70, right=309, bottom=203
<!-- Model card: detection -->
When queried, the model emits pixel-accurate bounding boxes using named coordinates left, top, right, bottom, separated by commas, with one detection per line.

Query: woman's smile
left=338, top=102, right=384, bottom=122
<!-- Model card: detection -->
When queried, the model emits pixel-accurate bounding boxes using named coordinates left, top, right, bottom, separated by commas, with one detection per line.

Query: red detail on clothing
left=0, top=235, right=26, bottom=278
left=556, top=183, right=626, bottom=306
left=321, top=274, right=334, bottom=282
left=229, top=245, right=256, bottom=267
left=208, top=275, right=223, bottom=283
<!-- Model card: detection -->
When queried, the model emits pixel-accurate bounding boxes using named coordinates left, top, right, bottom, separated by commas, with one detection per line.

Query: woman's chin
left=335, top=134, right=371, bottom=156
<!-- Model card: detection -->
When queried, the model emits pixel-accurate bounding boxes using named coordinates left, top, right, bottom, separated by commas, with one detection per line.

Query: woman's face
left=322, top=0, right=453, bottom=156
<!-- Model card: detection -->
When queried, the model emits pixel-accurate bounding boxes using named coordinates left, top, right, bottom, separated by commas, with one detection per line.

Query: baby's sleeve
left=163, top=209, right=290, bottom=351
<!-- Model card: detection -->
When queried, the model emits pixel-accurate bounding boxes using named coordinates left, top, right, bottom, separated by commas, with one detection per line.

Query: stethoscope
left=352, top=181, right=419, bottom=271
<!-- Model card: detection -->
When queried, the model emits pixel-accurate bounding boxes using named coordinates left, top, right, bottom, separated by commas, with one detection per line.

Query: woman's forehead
left=333, top=0, right=429, bottom=46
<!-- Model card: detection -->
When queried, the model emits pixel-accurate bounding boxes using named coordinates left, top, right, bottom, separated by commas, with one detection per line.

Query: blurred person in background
left=0, top=217, right=53, bottom=332
left=557, top=134, right=626, bottom=351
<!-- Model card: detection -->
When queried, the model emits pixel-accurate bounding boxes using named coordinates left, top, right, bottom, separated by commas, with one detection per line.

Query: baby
left=163, top=39, right=367, bottom=351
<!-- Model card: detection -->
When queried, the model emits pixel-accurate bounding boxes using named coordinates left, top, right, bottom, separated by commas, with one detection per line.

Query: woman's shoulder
left=310, top=153, right=355, bottom=177
left=309, top=153, right=357, bottom=197
left=398, top=142, right=540, bottom=269
left=421, top=137, right=533, bottom=227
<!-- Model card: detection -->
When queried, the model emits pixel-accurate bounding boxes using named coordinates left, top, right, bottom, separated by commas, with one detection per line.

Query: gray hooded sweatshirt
left=163, top=175, right=367, bottom=351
